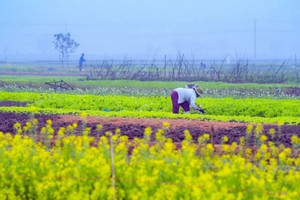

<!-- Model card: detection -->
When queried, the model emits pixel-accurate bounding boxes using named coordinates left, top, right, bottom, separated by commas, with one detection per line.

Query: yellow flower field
left=0, top=120, right=300, bottom=200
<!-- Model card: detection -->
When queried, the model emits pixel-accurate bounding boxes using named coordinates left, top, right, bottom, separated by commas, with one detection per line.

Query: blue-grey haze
left=0, top=0, right=299, bottom=61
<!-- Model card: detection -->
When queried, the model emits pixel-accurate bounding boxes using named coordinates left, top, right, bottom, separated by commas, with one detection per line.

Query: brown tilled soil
left=0, top=101, right=28, bottom=107
left=1, top=111, right=300, bottom=147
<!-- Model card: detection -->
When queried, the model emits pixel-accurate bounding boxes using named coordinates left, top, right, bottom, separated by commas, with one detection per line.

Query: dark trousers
left=171, top=90, right=190, bottom=114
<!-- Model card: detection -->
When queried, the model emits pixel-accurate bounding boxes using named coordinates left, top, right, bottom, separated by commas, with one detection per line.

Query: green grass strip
left=1, top=75, right=299, bottom=89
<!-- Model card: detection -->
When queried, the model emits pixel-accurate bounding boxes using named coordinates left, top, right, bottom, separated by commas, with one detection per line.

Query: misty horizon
left=0, top=0, right=299, bottom=62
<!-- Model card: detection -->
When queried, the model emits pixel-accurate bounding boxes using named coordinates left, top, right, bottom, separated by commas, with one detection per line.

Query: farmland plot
left=1, top=81, right=300, bottom=199
left=0, top=111, right=300, bottom=199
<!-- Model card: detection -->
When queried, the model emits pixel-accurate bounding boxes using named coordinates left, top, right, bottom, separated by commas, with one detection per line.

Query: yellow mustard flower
left=222, top=136, right=228, bottom=143
left=203, top=134, right=210, bottom=140
left=96, top=124, right=102, bottom=132
left=246, top=124, right=253, bottom=134
left=162, top=121, right=170, bottom=130
left=260, top=135, right=268, bottom=142
left=269, top=128, right=275, bottom=135
left=72, top=122, right=78, bottom=129
left=46, top=119, right=52, bottom=126
left=254, top=123, right=263, bottom=136
left=291, top=135, right=299, bottom=144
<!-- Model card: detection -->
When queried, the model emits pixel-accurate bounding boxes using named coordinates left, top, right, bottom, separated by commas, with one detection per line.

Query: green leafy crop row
left=1, top=91, right=300, bottom=124
left=1, top=91, right=300, bottom=117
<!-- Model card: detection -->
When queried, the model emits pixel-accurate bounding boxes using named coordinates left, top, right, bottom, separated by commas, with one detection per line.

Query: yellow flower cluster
left=0, top=122, right=300, bottom=199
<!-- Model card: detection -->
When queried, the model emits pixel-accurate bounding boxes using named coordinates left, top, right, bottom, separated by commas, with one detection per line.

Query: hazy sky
left=0, top=0, right=299, bottom=60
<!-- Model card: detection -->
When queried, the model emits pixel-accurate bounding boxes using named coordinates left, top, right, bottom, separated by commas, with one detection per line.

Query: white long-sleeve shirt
left=174, top=88, right=198, bottom=110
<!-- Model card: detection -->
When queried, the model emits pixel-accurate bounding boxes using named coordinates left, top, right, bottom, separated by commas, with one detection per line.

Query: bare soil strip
left=0, top=101, right=28, bottom=107
left=1, top=112, right=299, bottom=147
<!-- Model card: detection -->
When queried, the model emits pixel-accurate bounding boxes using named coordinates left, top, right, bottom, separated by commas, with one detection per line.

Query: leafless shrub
left=82, top=53, right=297, bottom=84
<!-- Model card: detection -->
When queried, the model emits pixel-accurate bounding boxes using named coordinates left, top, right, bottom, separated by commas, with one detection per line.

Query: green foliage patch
left=1, top=91, right=300, bottom=124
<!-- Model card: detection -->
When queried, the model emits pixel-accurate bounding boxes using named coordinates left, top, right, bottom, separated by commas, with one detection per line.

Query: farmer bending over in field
left=171, top=85, right=205, bottom=114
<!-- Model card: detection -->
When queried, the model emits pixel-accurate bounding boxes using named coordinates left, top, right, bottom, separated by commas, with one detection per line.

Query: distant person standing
left=79, top=53, right=86, bottom=71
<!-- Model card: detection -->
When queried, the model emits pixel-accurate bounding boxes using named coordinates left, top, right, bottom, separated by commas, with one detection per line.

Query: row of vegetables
left=1, top=91, right=300, bottom=124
